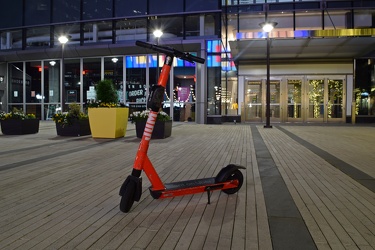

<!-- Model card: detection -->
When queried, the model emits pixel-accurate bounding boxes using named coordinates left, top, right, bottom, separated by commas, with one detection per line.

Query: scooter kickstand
left=206, top=187, right=213, bottom=204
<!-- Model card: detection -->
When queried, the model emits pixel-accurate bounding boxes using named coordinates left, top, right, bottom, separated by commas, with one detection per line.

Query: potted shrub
left=52, top=103, right=91, bottom=136
left=88, top=79, right=129, bottom=138
left=0, top=108, right=39, bottom=135
left=130, top=109, right=172, bottom=139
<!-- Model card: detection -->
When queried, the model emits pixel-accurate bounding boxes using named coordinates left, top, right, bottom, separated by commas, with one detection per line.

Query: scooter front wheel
left=222, top=169, right=243, bottom=195
left=120, top=181, right=136, bottom=213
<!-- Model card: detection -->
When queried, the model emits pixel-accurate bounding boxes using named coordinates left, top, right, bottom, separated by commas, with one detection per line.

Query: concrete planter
left=135, top=120, right=172, bottom=139
left=0, top=119, right=39, bottom=135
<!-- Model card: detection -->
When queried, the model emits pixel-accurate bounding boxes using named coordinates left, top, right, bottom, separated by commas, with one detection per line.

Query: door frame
left=306, top=75, right=346, bottom=123
left=282, top=76, right=305, bottom=123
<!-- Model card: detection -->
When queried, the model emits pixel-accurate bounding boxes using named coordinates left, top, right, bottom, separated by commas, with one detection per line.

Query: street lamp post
left=153, top=29, right=163, bottom=81
left=260, top=22, right=277, bottom=128
left=58, top=35, right=69, bottom=112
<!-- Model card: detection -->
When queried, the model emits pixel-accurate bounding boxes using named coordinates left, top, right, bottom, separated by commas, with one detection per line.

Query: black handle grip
left=135, top=40, right=205, bottom=64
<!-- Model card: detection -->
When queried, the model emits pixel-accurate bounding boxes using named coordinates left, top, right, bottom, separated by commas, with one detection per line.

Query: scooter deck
left=164, top=177, right=216, bottom=190
left=149, top=177, right=218, bottom=199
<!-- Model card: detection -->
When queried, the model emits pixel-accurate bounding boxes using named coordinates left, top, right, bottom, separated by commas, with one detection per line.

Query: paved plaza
left=0, top=121, right=374, bottom=250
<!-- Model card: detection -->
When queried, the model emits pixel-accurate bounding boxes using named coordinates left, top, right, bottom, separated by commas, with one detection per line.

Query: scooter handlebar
left=135, top=40, right=205, bottom=64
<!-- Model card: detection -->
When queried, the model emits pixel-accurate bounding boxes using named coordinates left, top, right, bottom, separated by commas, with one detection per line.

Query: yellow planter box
left=88, top=107, right=129, bottom=138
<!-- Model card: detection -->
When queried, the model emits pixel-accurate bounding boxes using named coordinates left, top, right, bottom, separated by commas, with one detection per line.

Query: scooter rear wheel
left=222, top=169, right=243, bottom=195
left=120, top=181, right=136, bottom=213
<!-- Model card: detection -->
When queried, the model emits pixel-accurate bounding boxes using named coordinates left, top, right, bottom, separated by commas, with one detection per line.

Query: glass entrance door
left=327, top=78, right=345, bottom=122
left=243, top=76, right=346, bottom=123
left=306, top=77, right=346, bottom=122
left=286, top=78, right=303, bottom=122
left=269, top=80, right=281, bottom=122
left=307, top=78, right=325, bottom=122
left=244, top=80, right=262, bottom=122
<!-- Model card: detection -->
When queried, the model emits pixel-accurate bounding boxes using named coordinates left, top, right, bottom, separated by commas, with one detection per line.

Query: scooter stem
left=131, top=55, right=173, bottom=190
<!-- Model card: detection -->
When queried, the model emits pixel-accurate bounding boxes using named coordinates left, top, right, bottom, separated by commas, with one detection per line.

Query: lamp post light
left=153, top=29, right=163, bottom=81
left=112, top=57, right=118, bottom=85
left=259, top=21, right=277, bottom=128
left=58, top=35, right=69, bottom=112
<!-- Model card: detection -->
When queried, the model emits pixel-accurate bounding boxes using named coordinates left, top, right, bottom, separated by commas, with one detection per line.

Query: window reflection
left=8, top=63, right=24, bottom=103
left=83, top=0, right=112, bottom=20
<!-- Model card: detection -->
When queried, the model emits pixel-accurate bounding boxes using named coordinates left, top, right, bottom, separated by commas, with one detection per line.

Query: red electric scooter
left=119, top=41, right=245, bottom=213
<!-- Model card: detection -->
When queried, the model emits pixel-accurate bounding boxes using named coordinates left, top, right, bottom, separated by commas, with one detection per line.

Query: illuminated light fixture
left=58, top=35, right=69, bottom=44
left=260, top=22, right=278, bottom=33
left=153, top=29, right=163, bottom=38
left=49, top=61, right=56, bottom=66
left=112, top=57, right=119, bottom=63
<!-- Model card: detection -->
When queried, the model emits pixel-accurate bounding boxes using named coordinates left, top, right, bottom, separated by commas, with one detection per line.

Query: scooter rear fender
left=215, top=164, right=245, bottom=183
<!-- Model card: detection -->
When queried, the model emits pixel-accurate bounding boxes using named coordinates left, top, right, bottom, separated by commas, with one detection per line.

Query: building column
left=196, top=41, right=207, bottom=124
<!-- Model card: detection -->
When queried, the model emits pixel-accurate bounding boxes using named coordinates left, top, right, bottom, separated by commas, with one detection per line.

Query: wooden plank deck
left=0, top=122, right=374, bottom=249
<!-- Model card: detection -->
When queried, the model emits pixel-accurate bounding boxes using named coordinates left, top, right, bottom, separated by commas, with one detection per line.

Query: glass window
left=115, top=19, right=147, bottom=42
left=6, top=30, right=23, bottom=49
left=268, top=11, right=293, bottom=31
left=205, top=14, right=220, bottom=36
left=55, top=24, right=81, bottom=45
left=355, top=59, right=374, bottom=116
left=53, top=0, right=80, bottom=23
left=115, top=0, right=147, bottom=17
left=126, top=55, right=147, bottom=113
left=25, top=61, right=42, bottom=104
left=327, top=79, right=344, bottom=118
left=172, top=63, right=196, bottom=121
left=26, top=27, right=50, bottom=48
left=308, top=79, right=324, bottom=118
left=239, top=12, right=265, bottom=33
left=0, top=0, right=22, bottom=29
left=222, top=76, right=238, bottom=116
left=186, top=0, right=219, bottom=12
left=296, top=10, right=322, bottom=30
left=354, top=10, right=374, bottom=28
left=64, top=59, right=80, bottom=109
left=25, top=0, right=51, bottom=26
left=224, top=13, right=238, bottom=41
left=26, top=104, right=41, bottom=120
left=44, top=60, right=61, bottom=104
left=207, top=66, right=222, bottom=115
left=149, top=0, right=183, bottom=15
left=323, top=9, right=347, bottom=30
left=104, top=57, right=124, bottom=103
left=149, top=16, right=183, bottom=39
left=287, top=79, right=302, bottom=119
left=83, top=0, right=113, bottom=20
left=83, top=58, right=101, bottom=105
left=186, top=15, right=201, bottom=37
left=8, top=62, right=24, bottom=103
left=83, top=21, right=113, bottom=44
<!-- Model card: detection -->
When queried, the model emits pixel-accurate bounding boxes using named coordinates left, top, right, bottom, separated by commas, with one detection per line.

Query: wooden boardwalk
left=0, top=122, right=374, bottom=249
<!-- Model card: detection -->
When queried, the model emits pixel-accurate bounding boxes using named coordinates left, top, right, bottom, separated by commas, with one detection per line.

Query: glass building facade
left=0, top=0, right=374, bottom=123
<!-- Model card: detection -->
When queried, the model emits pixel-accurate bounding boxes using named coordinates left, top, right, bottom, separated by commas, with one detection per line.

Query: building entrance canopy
left=230, top=28, right=375, bottom=62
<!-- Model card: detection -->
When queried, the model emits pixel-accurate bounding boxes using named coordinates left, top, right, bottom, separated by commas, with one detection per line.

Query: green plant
left=52, top=103, right=88, bottom=126
left=88, top=79, right=120, bottom=108
left=0, top=108, right=36, bottom=120
left=130, top=110, right=171, bottom=123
